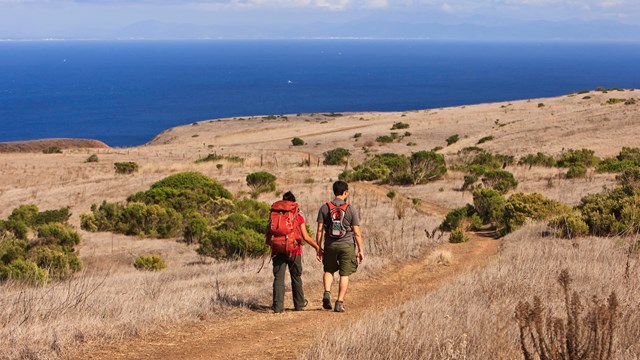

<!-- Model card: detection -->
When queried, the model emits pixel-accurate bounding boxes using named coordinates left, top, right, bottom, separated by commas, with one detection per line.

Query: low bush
left=390, top=122, right=410, bottom=130
left=565, top=165, right=587, bottom=179
left=477, top=135, right=494, bottom=144
left=446, top=134, right=459, bottom=146
left=440, top=205, right=476, bottom=231
left=341, top=151, right=446, bottom=186
left=134, top=255, right=167, bottom=271
left=501, top=193, right=569, bottom=235
left=616, top=167, right=640, bottom=191
left=518, top=152, right=557, bottom=167
left=291, top=137, right=305, bottom=146
left=549, top=212, right=589, bottom=239
left=461, top=175, right=478, bottom=191
left=578, top=187, right=640, bottom=236
left=197, top=228, right=268, bottom=259
left=448, top=228, right=469, bottom=243
left=323, top=148, right=351, bottom=165
left=1, top=206, right=82, bottom=285
left=82, top=173, right=271, bottom=260
left=598, top=147, right=640, bottom=173
left=473, top=188, right=506, bottom=227
left=556, top=148, right=600, bottom=168
left=481, top=170, right=518, bottom=194
left=114, top=162, right=139, bottom=174
left=376, top=135, right=394, bottom=144
left=353, top=133, right=362, bottom=139
left=86, top=154, right=99, bottom=163
left=246, top=171, right=277, bottom=197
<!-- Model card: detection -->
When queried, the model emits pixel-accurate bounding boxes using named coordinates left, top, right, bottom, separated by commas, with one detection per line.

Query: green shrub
left=616, top=167, right=640, bottom=191
left=597, top=158, right=637, bottom=173
left=291, top=137, right=305, bottom=146
left=386, top=190, right=396, bottom=199
left=473, top=188, right=506, bottom=227
left=461, top=175, right=478, bottom=191
left=482, top=170, right=518, bottom=194
left=404, top=131, right=412, bottom=137
left=449, top=228, right=469, bottom=243
left=36, top=223, right=81, bottom=248
left=477, top=135, right=494, bottom=144
left=197, top=228, right=268, bottom=260
left=446, top=134, right=459, bottom=146
left=323, top=148, right=351, bottom=165
left=578, top=188, right=640, bottom=236
left=114, top=162, right=139, bottom=174
left=412, top=198, right=421, bottom=206
left=549, top=213, right=589, bottom=239
left=606, top=98, right=625, bottom=105
left=391, top=122, right=410, bottom=130
left=0, top=237, right=28, bottom=265
left=556, top=149, right=600, bottom=168
left=8, top=204, right=39, bottom=225
left=566, top=165, right=587, bottom=179
left=519, top=152, right=557, bottom=167
left=353, top=133, right=362, bottom=139
left=440, top=205, right=476, bottom=231
left=134, top=255, right=167, bottom=271
left=0, top=258, right=48, bottom=285
left=29, top=245, right=82, bottom=279
left=86, top=154, right=99, bottom=163
left=538, top=103, right=545, bottom=108
left=409, top=151, right=447, bottom=185
left=432, top=146, right=443, bottom=152
left=246, top=171, right=277, bottom=197
left=501, top=193, right=569, bottom=235
left=376, top=135, right=394, bottom=143
left=42, top=146, right=62, bottom=154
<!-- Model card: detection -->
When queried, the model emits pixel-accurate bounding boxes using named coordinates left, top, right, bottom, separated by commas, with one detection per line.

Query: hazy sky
left=1, top=0, right=639, bottom=39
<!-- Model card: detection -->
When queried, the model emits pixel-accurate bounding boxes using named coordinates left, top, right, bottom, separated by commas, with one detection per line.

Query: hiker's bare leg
left=337, top=276, right=349, bottom=301
left=323, top=272, right=334, bottom=292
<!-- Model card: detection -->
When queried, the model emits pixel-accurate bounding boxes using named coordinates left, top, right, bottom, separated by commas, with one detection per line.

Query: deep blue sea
left=1, top=40, right=639, bottom=147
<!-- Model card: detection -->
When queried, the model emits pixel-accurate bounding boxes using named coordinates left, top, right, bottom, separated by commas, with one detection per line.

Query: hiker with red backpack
left=316, top=181, right=364, bottom=313
left=267, top=191, right=322, bottom=313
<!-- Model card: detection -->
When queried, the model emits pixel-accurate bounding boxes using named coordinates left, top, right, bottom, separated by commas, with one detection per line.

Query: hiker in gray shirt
left=316, top=181, right=364, bottom=313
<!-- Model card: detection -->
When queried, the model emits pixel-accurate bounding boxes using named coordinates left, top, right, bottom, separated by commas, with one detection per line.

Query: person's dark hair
left=333, top=181, right=349, bottom=196
left=282, top=191, right=296, bottom=202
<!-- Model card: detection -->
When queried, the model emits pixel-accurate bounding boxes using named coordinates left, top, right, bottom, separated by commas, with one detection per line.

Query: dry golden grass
left=302, top=225, right=640, bottom=359
left=1, top=91, right=639, bottom=359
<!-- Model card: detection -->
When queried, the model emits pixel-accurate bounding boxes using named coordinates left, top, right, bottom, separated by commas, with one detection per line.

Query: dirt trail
left=88, top=233, right=498, bottom=360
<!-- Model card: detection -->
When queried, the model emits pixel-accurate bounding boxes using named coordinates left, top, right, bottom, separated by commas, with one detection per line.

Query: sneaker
left=334, top=301, right=345, bottom=313
left=322, top=291, right=332, bottom=310
left=294, top=299, right=309, bottom=311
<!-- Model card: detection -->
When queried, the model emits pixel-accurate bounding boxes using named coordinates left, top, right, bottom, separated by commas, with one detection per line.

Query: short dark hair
left=282, top=191, right=296, bottom=202
left=333, top=181, right=349, bottom=196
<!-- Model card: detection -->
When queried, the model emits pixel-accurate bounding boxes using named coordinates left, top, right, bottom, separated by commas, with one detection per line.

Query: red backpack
left=267, top=200, right=302, bottom=255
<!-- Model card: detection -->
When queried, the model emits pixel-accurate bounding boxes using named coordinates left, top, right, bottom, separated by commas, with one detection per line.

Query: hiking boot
left=322, top=291, right=332, bottom=310
left=294, top=299, right=309, bottom=311
left=334, top=301, right=345, bottom=313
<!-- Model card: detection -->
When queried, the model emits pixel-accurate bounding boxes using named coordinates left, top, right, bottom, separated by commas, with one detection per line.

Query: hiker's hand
left=316, top=248, right=323, bottom=262
left=357, top=250, right=364, bottom=264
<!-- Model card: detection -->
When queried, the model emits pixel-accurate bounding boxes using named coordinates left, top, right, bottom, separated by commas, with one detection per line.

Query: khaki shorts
left=323, top=243, right=358, bottom=277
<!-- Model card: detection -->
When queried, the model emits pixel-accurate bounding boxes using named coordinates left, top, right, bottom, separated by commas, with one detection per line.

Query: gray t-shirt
left=316, top=198, right=360, bottom=245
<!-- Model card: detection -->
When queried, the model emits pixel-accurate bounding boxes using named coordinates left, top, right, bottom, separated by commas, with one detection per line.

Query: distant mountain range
left=107, top=18, right=640, bottom=41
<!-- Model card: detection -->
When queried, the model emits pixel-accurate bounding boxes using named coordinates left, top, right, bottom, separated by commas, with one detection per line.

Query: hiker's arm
left=300, top=224, right=320, bottom=251
left=315, top=223, right=325, bottom=261
left=353, top=225, right=364, bottom=264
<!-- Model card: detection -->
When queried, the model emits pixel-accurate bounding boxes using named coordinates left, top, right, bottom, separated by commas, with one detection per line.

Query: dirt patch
left=83, top=234, right=498, bottom=360
left=0, top=138, right=109, bottom=153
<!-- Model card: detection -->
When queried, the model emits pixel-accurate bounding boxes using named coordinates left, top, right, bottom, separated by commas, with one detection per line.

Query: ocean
left=1, top=40, right=639, bottom=147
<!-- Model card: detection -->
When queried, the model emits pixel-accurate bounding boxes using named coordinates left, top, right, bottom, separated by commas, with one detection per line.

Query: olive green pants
left=272, top=253, right=305, bottom=312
